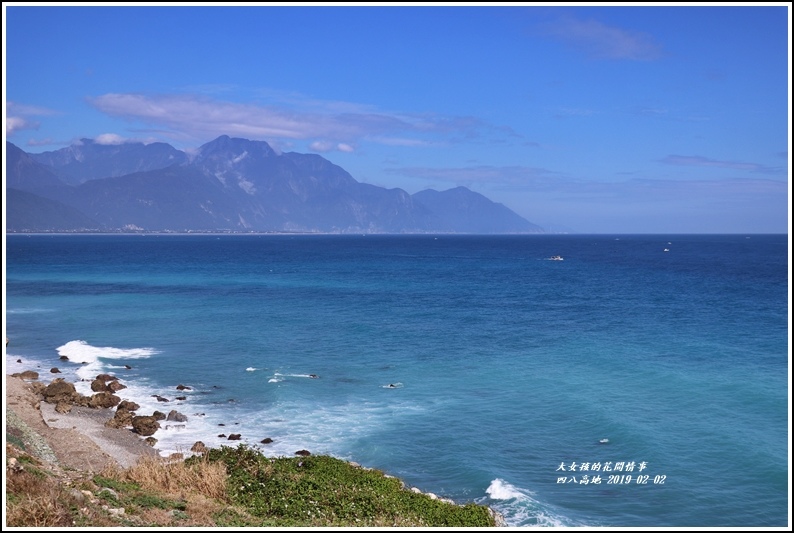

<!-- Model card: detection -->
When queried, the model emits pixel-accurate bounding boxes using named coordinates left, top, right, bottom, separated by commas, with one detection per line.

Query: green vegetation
left=6, top=443, right=498, bottom=527
left=200, top=445, right=495, bottom=526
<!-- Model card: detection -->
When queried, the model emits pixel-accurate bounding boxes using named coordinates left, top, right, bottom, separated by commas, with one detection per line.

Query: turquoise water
left=4, top=234, right=789, bottom=527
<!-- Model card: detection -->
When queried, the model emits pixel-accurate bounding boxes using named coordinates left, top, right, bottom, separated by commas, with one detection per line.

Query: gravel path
left=6, top=406, right=59, bottom=464
left=6, top=375, right=157, bottom=473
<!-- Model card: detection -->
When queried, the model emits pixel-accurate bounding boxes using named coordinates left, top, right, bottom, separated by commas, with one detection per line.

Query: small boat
left=663, top=248, right=670, bottom=252
left=549, top=255, right=564, bottom=261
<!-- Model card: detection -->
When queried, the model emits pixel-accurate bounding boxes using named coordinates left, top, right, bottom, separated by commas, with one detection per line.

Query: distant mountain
left=413, top=187, right=544, bottom=233
left=29, top=138, right=187, bottom=185
left=6, top=136, right=544, bottom=234
left=6, top=142, right=74, bottom=201
left=6, top=188, right=101, bottom=232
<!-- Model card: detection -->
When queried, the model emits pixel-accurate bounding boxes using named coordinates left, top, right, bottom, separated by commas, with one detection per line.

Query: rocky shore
left=6, top=368, right=506, bottom=527
left=6, top=373, right=159, bottom=473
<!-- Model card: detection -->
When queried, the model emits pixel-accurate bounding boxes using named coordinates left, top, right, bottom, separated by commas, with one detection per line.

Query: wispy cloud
left=388, top=164, right=787, bottom=206
left=5, top=116, right=37, bottom=135
left=660, top=154, right=784, bottom=174
left=309, top=140, right=355, bottom=153
left=542, top=16, right=663, bottom=61
left=6, top=101, right=60, bottom=135
left=388, top=164, right=564, bottom=189
left=554, top=107, right=597, bottom=119
left=89, top=92, right=497, bottom=153
left=94, top=133, right=128, bottom=145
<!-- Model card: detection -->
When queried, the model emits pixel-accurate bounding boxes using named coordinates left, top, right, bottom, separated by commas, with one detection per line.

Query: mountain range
left=5, top=136, right=544, bottom=234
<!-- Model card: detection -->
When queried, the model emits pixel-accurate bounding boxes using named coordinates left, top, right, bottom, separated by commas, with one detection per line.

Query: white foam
left=56, top=340, right=158, bottom=382
left=57, top=340, right=158, bottom=363
left=7, top=307, right=54, bottom=314
left=271, top=372, right=320, bottom=380
left=483, top=478, right=584, bottom=527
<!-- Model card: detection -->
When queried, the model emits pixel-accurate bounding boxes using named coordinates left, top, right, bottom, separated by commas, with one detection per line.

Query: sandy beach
left=5, top=374, right=159, bottom=473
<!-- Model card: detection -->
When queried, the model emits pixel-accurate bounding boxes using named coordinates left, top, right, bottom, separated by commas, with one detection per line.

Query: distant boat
left=663, top=248, right=670, bottom=252
left=548, top=255, right=564, bottom=261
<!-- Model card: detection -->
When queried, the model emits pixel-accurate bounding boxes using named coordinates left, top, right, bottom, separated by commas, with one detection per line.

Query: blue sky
left=3, top=3, right=791, bottom=233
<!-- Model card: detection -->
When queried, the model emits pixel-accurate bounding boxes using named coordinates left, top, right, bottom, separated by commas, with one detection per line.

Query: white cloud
left=309, top=140, right=335, bottom=152
left=543, top=16, right=662, bottom=61
left=660, top=154, right=783, bottom=174
left=6, top=101, right=57, bottom=135
left=6, top=116, right=35, bottom=135
left=310, top=140, right=356, bottom=153
left=89, top=92, right=494, bottom=149
left=95, top=133, right=127, bottom=145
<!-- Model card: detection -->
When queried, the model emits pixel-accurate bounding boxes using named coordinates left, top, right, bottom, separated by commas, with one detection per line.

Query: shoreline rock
left=6, top=374, right=159, bottom=471
left=6, top=371, right=507, bottom=524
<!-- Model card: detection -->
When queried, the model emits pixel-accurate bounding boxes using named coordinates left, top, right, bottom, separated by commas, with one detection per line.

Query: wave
left=272, top=372, right=320, bottom=379
left=57, top=340, right=159, bottom=363
left=7, top=307, right=54, bottom=314
left=56, top=340, right=159, bottom=381
left=483, top=478, right=585, bottom=527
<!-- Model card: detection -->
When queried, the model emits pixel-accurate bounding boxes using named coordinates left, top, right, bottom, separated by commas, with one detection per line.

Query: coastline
left=6, top=371, right=507, bottom=527
left=5, top=374, right=159, bottom=473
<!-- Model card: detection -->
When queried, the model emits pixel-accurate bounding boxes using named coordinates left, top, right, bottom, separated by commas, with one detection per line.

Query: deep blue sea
left=3, top=234, right=790, bottom=527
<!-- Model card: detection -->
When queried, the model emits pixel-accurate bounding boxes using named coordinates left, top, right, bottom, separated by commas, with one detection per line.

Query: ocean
left=3, top=233, right=790, bottom=527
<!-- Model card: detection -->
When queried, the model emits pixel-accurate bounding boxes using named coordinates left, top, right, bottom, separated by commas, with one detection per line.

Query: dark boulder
left=42, top=378, right=78, bottom=404
left=105, top=409, right=135, bottom=429
left=13, top=370, right=39, bottom=381
left=166, top=410, right=188, bottom=422
left=131, top=415, right=160, bottom=436
left=89, top=392, right=121, bottom=409
left=117, top=400, right=140, bottom=412
left=107, top=380, right=127, bottom=392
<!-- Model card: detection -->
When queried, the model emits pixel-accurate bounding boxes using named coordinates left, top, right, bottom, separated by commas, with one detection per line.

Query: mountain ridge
left=6, top=136, right=544, bottom=234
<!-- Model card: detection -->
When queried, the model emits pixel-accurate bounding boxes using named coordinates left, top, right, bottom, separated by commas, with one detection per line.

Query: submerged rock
left=166, top=410, right=188, bottom=422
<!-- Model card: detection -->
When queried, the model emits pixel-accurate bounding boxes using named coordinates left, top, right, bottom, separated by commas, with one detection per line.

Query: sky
left=3, top=2, right=791, bottom=233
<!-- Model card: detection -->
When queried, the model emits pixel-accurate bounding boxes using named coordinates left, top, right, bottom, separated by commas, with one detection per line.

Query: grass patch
left=6, top=429, right=27, bottom=451
left=92, top=475, right=140, bottom=493
left=7, top=439, right=497, bottom=527
left=198, top=445, right=496, bottom=527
